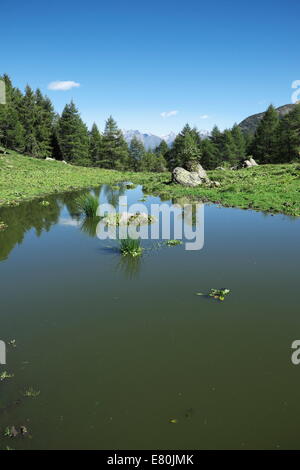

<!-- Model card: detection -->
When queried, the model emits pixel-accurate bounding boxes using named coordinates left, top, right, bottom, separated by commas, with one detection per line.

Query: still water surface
left=0, top=184, right=299, bottom=449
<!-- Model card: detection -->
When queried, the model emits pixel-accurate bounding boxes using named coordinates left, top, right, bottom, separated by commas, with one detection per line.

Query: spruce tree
left=57, top=101, right=90, bottom=164
left=154, top=140, right=169, bottom=158
left=89, top=123, right=103, bottom=165
left=231, top=124, right=246, bottom=162
left=200, top=139, right=220, bottom=169
left=101, top=116, right=129, bottom=169
left=35, top=89, right=55, bottom=157
left=21, top=85, right=39, bottom=157
left=129, top=135, right=145, bottom=171
left=278, top=104, right=300, bottom=162
left=166, top=124, right=200, bottom=170
left=251, top=105, right=279, bottom=163
left=0, top=75, right=25, bottom=152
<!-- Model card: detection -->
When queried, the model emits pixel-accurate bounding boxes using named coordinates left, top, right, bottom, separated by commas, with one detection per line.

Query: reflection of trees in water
left=102, top=183, right=126, bottom=207
left=0, top=197, right=61, bottom=261
left=0, top=185, right=126, bottom=262
left=172, top=197, right=203, bottom=226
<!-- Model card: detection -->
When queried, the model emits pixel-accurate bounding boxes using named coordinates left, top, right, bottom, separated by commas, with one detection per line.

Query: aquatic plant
left=23, top=387, right=40, bottom=398
left=0, top=371, right=14, bottom=381
left=126, top=183, right=137, bottom=190
left=169, top=418, right=178, bottom=424
left=40, top=200, right=50, bottom=206
left=166, top=239, right=182, bottom=246
left=0, top=221, right=8, bottom=231
left=102, top=212, right=156, bottom=226
left=209, top=288, right=230, bottom=301
left=197, top=288, right=231, bottom=301
left=8, top=339, right=16, bottom=348
left=76, top=194, right=99, bottom=217
left=119, top=238, right=143, bottom=257
left=4, top=427, right=15, bottom=438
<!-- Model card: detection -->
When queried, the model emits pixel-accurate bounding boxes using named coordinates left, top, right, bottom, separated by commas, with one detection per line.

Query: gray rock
left=172, top=167, right=203, bottom=187
left=244, top=158, right=259, bottom=168
left=249, top=157, right=258, bottom=166
left=185, top=161, right=210, bottom=182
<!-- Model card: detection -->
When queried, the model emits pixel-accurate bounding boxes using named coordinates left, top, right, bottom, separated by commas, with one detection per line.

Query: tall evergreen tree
left=57, top=101, right=90, bottom=164
left=251, top=105, right=279, bottom=163
left=101, top=116, right=129, bottom=169
left=34, top=89, right=55, bottom=157
left=129, top=136, right=145, bottom=171
left=200, top=138, right=220, bottom=169
left=166, top=124, right=200, bottom=169
left=0, top=74, right=25, bottom=152
left=154, top=139, right=169, bottom=157
left=231, top=124, right=246, bottom=162
left=89, top=123, right=103, bottom=165
left=277, top=104, right=300, bottom=162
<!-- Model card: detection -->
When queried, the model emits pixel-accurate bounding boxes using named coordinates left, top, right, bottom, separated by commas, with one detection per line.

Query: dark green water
left=0, top=184, right=300, bottom=450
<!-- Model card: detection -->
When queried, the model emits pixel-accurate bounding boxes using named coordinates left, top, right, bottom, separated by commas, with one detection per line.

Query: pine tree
left=231, top=124, right=246, bottom=162
left=278, top=104, right=300, bottom=162
left=20, top=85, right=40, bottom=156
left=57, top=101, right=90, bottom=164
left=154, top=140, right=169, bottom=157
left=251, top=105, right=279, bottom=163
left=200, top=139, right=220, bottom=169
left=140, top=152, right=167, bottom=172
left=129, top=136, right=145, bottom=171
left=34, top=89, right=55, bottom=157
left=166, top=124, right=200, bottom=169
left=101, top=116, right=129, bottom=169
left=0, top=75, right=25, bottom=152
left=180, top=132, right=201, bottom=167
left=89, top=123, right=103, bottom=165
left=222, top=130, right=239, bottom=165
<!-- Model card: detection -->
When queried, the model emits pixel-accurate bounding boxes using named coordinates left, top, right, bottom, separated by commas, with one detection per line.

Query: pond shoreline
left=0, top=151, right=299, bottom=217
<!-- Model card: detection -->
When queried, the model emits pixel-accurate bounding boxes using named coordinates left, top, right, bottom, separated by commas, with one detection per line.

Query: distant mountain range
left=123, top=104, right=297, bottom=148
left=123, top=129, right=210, bottom=150
left=238, top=104, right=296, bottom=134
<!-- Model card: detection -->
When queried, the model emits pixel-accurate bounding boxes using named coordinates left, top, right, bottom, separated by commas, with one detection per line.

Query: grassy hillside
left=0, top=150, right=299, bottom=216
left=0, top=150, right=155, bottom=205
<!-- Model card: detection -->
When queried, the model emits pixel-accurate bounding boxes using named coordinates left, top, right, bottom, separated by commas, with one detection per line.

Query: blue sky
left=1, top=0, right=299, bottom=135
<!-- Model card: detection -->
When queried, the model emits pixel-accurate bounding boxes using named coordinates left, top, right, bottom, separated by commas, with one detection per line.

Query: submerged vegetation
left=23, top=387, right=41, bottom=398
left=0, top=371, right=14, bottom=381
left=196, top=288, right=231, bottom=301
left=166, top=240, right=182, bottom=246
left=0, top=221, right=8, bottom=230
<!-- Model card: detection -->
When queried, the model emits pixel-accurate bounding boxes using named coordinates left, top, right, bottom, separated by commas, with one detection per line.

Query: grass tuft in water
left=119, top=238, right=143, bottom=257
left=166, top=239, right=182, bottom=246
left=0, top=371, right=14, bottom=381
left=76, top=194, right=99, bottom=217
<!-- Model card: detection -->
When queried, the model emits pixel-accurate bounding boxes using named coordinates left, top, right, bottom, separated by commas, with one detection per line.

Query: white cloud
left=59, top=217, right=81, bottom=227
left=199, top=114, right=209, bottom=119
left=160, top=110, right=178, bottom=118
left=47, top=81, right=80, bottom=91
